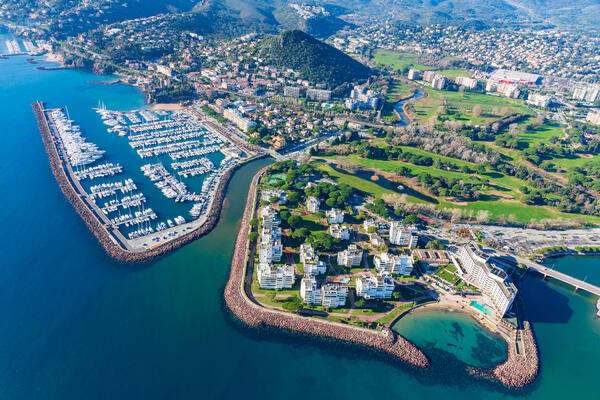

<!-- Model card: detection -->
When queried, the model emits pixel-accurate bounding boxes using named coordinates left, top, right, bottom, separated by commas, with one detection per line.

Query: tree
left=249, top=218, right=259, bottom=227
left=403, top=214, right=419, bottom=225
left=248, top=232, right=259, bottom=242
left=292, top=227, right=310, bottom=241
left=472, top=105, right=482, bottom=118
left=287, top=191, right=301, bottom=205
left=287, top=214, right=303, bottom=228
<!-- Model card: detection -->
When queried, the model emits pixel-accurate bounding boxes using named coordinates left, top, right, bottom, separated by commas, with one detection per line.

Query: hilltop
left=259, top=30, right=371, bottom=88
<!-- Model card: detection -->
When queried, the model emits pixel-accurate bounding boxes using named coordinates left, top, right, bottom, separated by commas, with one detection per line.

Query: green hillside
left=259, top=30, right=371, bottom=87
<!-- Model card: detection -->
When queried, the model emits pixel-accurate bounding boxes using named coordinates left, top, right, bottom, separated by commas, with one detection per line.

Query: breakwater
left=34, top=101, right=256, bottom=263
left=224, top=167, right=430, bottom=369
left=469, top=320, right=539, bottom=387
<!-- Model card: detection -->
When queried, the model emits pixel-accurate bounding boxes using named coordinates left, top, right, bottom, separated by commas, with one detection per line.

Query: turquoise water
left=0, top=52, right=599, bottom=399
left=393, top=309, right=507, bottom=368
left=470, top=300, right=493, bottom=315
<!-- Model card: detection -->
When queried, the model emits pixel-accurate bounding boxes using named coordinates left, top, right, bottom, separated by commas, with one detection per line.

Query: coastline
left=224, top=166, right=430, bottom=369
left=224, top=166, right=540, bottom=387
left=33, top=101, right=258, bottom=263
left=395, top=299, right=540, bottom=387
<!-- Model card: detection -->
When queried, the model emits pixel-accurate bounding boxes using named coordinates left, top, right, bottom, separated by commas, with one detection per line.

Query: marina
left=36, top=97, right=252, bottom=255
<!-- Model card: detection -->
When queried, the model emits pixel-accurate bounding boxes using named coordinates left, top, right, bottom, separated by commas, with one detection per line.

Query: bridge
left=512, top=255, right=600, bottom=296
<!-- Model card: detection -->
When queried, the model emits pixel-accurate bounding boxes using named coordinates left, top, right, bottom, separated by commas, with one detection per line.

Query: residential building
left=300, top=244, right=327, bottom=275
left=257, top=263, right=295, bottom=290
left=306, top=88, right=331, bottom=101
left=300, top=277, right=347, bottom=308
left=586, top=110, right=600, bottom=125
left=300, top=276, right=322, bottom=304
left=527, top=93, right=552, bottom=107
left=356, top=274, right=395, bottom=300
left=321, top=283, right=348, bottom=308
left=260, top=205, right=280, bottom=228
left=223, top=108, right=256, bottom=132
left=411, top=249, right=450, bottom=270
left=389, top=222, right=418, bottom=248
left=455, top=245, right=517, bottom=317
left=369, top=232, right=384, bottom=247
left=337, top=244, right=363, bottom=267
left=284, top=86, right=301, bottom=97
left=431, top=75, right=448, bottom=90
left=261, top=189, right=287, bottom=204
left=326, top=208, right=344, bottom=224
left=423, top=71, right=436, bottom=82
left=497, top=82, right=520, bottom=98
left=455, top=75, right=478, bottom=89
left=306, top=196, right=320, bottom=213
left=407, top=69, right=421, bottom=80
left=345, top=85, right=380, bottom=110
left=329, top=224, right=351, bottom=240
left=374, top=253, right=414, bottom=276
left=363, top=218, right=378, bottom=232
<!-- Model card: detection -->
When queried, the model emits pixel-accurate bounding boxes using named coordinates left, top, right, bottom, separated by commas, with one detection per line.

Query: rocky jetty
left=223, top=167, right=429, bottom=369
left=34, top=101, right=249, bottom=263
left=468, top=320, right=539, bottom=387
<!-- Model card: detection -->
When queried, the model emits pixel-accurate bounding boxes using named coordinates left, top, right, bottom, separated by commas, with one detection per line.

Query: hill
left=259, top=30, right=371, bottom=87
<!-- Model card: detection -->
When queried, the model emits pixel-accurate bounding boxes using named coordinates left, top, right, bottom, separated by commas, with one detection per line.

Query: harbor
left=34, top=99, right=255, bottom=259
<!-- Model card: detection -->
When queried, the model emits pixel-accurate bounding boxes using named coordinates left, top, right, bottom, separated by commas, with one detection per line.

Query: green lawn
left=414, top=86, right=532, bottom=125
left=372, top=50, right=468, bottom=79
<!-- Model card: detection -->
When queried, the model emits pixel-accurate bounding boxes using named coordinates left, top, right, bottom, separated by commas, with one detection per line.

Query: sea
left=0, top=35, right=598, bottom=399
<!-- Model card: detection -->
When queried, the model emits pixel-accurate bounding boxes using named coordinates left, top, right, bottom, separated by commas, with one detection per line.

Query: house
left=337, top=244, right=363, bottom=267
left=261, top=189, right=287, bottom=204
left=374, top=253, right=414, bottom=276
left=356, top=274, right=395, bottom=300
left=326, top=208, right=344, bottom=224
left=257, top=263, right=295, bottom=289
left=306, top=196, right=320, bottom=213
left=329, top=224, right=351, bottom=240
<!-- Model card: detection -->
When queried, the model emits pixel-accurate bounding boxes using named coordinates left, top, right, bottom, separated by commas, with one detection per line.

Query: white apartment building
left=527, top=93, right=552, bottom=107
left=337, top=244, right=363, bottom=267
left=329, top=224, right=351, bottom=240
left=306, top=196, right=320, bottom=213
left=326, top=208, right=344, bottom=224
left=223, top=108, right=256, bottom=132
left=257, top=263, right=295, bottom=290
left=259, top=226, right=282, bottom=263
left=300, top=277, right=348, bottom=308
left=374, top=253, right=414, bottom=276
left=300, top=276, right=322, bottom=304
left=389, top=222, right=418, bottom=248
left=407, top=69, right=421, bottom=80
left=260, top=205, right=280, bottom=228
left=431, top=75, right=448, bottom=90
left=586, top=110, right=600, bottom=126
left=300, top=243, right=327, bottom=275
left=345, top=85, right=380, bottom=110
left=363, top=218, right=377, bottom=232
left=356, top=274, right=395, bottom=300
left=284, top=86, right=301, bottom=97
left=369, top=232, right=384, bottom=247
left=321, top=283, right=348, bottom=308
left=455, top=245, right=517, bottom=317
left=306, top=88, right=331, bottom=101
left=423, top=71, right=436, bottom=82
left=573, top=86, right=599, bottom=103
left=455, top=76, right=478, bottom=89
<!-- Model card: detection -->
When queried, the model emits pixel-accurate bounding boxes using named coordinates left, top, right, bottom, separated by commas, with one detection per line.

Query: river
left=0, top=46, right=598, bottom=399
left=394, top=88, right=424, bottom=126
